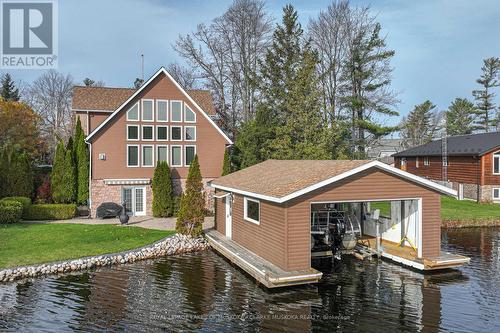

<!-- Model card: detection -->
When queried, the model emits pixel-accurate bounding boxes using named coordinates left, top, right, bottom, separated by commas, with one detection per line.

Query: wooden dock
left=358, top=237, right=470, bottom=271
left=205, top=230, right=322, bottom=288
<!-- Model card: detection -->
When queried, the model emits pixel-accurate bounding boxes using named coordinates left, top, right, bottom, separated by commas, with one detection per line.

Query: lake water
left=0, top=228, right=498, bottom=332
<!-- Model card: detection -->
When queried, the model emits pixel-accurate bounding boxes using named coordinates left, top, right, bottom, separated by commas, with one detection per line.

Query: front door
left=122, top=187, right=146, bottom=216
left=225, top=196, right=232, bottom=238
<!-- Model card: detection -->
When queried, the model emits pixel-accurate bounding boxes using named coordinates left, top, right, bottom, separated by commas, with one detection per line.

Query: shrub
left=0, top=200, right=23, bottom=223
left=176, top=155, right=205, bottom=236
left=0, top=148, right=34, bottom=198
left=36, top=176, right=51, bottom=203
left=0, top=196, right=31, bottom=211
left=23, top=204, right=77, bottom=220
left=152, top=161, right=174, bottom=217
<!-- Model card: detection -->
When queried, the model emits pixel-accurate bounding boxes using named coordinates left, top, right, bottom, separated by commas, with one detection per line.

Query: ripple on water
left=0, top=227, right=499, bottom=332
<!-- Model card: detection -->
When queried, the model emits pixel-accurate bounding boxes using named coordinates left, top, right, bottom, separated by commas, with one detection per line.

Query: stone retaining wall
left=0, top=234, right=209, bottom=283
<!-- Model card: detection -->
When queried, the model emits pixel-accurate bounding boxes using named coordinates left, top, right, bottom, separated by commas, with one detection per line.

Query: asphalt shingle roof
left=211, top=159, right=371, bottom=198
left=392, top=132, right=500, bottom=157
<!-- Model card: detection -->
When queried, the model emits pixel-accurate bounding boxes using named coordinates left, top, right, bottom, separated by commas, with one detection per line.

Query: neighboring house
left=392, top=132, right=500, bottom=203
left=72, top=67, right=232, bottom=217
left=366, top=138, right=403, bottom=165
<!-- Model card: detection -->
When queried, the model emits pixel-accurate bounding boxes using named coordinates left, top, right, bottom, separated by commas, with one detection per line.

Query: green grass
left=370, top=201, right=391, bottom=218
left=0, top=223, right=174, bottom=269
left=441, top=196, right=500, bottom=227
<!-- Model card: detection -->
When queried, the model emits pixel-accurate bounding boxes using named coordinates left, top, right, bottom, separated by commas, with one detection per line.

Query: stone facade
left=91, top=178, right=216, bottom=217
left=448, top=181, right=499, bottom=203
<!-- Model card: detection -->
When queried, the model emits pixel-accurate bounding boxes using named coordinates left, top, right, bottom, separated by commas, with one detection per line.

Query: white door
left=225, top=196, right=232, bottom=238
left=122, top=187, right=146, bottom=216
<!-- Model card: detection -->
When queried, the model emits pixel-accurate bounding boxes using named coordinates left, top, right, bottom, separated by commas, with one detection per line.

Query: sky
left=3, top=0, right=500, bottom=123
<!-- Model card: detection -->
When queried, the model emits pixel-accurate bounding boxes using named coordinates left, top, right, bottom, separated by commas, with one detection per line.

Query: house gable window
left=127, top=145, right=139, bottom=167
left=171, top=100, right=183, bottom=122
left=157, top=126, right=168, bottom=141
left=184, top=126, right=196, bottom=141
left=424, top=157, right=429, bottom=166
left=127, top=102, right=139, bottom=121
left=127, top=125, right=139, bottom=141
left=142, top=99, right=154, bottom=121
left=171, top=145, right=182, bottom=167
left=157, top=145, right=168, bottom=165
left=184, top=105, right=196, bottom=122
left=185, top=145, right=196, bottom=166
left=156, top=100, right=168, bottom=122
left=244, top=197, right=260, bottom=224
left=142, top=145, right=154, bottom=167
left=142, top=125, right=154, bottom=141
left=171, top=126, right=182, bottom=141
left=494, top=152, right=500, bottom=175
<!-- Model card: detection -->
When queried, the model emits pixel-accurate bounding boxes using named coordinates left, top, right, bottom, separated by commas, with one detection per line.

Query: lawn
left=441, top=196, right=500, bottom=227
left=0, top=223, right=174, bottom=269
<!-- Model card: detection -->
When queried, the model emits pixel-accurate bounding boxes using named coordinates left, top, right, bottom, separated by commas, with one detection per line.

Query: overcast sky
left=3, top=0, right=500, bottom=122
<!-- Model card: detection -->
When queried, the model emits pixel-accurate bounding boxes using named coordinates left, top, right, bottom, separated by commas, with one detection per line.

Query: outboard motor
left=329, top=218, right=346, bottom=257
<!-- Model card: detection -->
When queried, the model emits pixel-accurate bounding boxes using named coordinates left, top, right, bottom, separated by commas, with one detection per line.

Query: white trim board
left=210, top=161, right=457, bottom=203
left=84, top=67, right=232, bottom=144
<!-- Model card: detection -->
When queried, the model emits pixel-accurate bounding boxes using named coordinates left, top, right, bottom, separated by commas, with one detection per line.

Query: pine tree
left=51, top=141, right=66, bottom=203
left=341, top=22, right=398, bottom=157
left=1, top=74, right=20, bottom=101
left=221, top=149, right=231, bottom=176
left=176, top=155, right=205, bottom=236
left=445, top=98, right=476, bottom=136
left=152, top=161, right=174, bottom=217
left=472, top=57, right=500, bottom=132
left=61, top=146, right=77, bottom=203
left=400, top=100, right=440, bottom=148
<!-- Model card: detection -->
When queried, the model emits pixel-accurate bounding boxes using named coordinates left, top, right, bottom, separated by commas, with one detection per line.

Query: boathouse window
left=244, top=197, right=260, bottom=224
left=494, top=152, right=500, bottom=174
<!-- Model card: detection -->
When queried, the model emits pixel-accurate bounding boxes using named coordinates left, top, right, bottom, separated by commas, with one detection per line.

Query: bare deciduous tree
left=24, top=70, right=74, bottom=153
left=167, top=62, right=199, bottom=90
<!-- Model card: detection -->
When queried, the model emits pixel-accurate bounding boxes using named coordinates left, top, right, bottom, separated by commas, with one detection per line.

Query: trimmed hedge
left=0, top=200, right=23, bottom=223
left=23, top=204, right=77, bottom=220
left=1, top=196, right=31, bottom=210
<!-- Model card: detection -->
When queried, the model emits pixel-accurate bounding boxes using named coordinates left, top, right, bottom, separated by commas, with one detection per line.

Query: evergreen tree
left=76, top=138, right=89, bottom=205
left=221, top=149, right=231, bottom=176
left=51, top=141, right=66, bottom=203
left=445, top=98, right=476, bottom=136
left=176, top=155, right=205, bottom=236
left=8, top=152, right=33, bottom=197
left=1, top=74, right=20, bottom=101
left=472, top=57, right=500, bottom=132
left=400, top=100, right=440, bottom=149
left=341, top=22, right=398, bottom=157
left=152, top=161, right=174, bottom=217
left=61, top=146, right=77, bottom=203
left=0, top=149, right=7, bottom=197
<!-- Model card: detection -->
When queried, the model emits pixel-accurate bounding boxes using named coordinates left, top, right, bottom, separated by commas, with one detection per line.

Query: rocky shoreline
left=0, top=234, right=209, bottom=283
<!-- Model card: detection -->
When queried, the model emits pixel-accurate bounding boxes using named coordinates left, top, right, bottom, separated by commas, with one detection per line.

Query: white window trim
left=171, top=145, right=183, bottom=167
left=156, top=99, right=169, bottom=122
left=126, top=124, right=139, bottom=141
left=184, top=104, right=196, bottom=123
left=416, top=157, right=419, bottom=168
left=244, top=197, right=260, bottom=225
left=141, top=99, right=154, bottom=122
left=126, top=101, right=140, bottom=121
left=401, top=157, right=406, bottom=166
left=142, top=125, right=154, bottom=141
left=156, top=144, right=169, bottom=165
left=170, top=100, right=183, bottom=122
left=141, top=144, right=154, bottom=167
left=493, top=152, right=500, bottom=175
left=442, top=160, right=449, bottom=167
left=127, top=144, right=140, bottom=168
left=171, top=125, right=183, bottom=141
left=184, top=145, right=196, bottom=167
left=184, top=126, right=196, bottom=141
left=424, top=157, right=429, bottom=166
left=493, top=188, right=500, bottom=200
left=156, top=125, right=168, bottom=141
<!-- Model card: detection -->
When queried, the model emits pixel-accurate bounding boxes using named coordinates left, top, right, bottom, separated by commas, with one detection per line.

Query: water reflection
left=0, top=228, right=498, bottom=332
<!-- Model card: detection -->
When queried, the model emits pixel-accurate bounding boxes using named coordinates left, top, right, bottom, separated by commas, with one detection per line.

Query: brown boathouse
left=207, top=160, right=469, bottom=288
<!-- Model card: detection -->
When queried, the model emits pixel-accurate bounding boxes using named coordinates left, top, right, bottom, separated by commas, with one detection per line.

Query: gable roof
left=83, top=67, right=231, bottom=143
left=72, top=86, right=217, bottom=115
left=210, top=159, right=456, bottom=203
left=393, top=132, right=500, bottom=158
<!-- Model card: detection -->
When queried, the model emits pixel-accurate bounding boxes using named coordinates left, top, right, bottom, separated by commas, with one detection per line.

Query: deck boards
left=206, top=229, right=322, bottom=288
